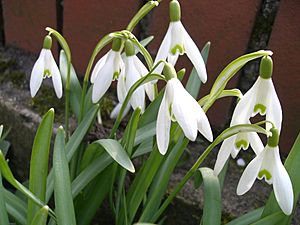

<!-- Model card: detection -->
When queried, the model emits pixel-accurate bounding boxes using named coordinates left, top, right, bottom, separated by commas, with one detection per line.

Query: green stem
left=65, top=62, right=71, bottom=139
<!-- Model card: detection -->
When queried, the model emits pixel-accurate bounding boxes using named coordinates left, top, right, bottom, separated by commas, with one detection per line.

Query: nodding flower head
left=30, top=35, right=63, bottom=98
left=156, top=63, right=213, bottom=155
left=153, top=0, right=207, bottom=83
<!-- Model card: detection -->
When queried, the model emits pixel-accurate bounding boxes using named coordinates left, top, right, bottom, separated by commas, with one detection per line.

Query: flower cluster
left=214, top=56, right=293, bottom=215
left=28, top=0, right=294, bottom=218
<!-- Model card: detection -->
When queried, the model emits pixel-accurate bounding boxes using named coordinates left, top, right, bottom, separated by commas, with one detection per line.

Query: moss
left=0, top=58, right=26, bottom=87
left=29, top=85, right=65, bottom=123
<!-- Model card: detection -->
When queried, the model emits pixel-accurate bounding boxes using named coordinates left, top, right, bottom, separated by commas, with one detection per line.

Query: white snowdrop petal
left=273, top=147, right=294, bottom=215
left=196, top=108, right=213, bottom=142
left=110, top=102, right=131, bottom=120
left=167, top=52, right=179, bottom=66
left=153, top=23, right=172, bottom=74
left=231, top=81, right=258, bottom=125
left=30, top=51, right=45, bottom=97
left=266, top=80, right=282, bottom=131
left=214, top=136, right=235, bottom=175
left=253, top=77, right=271, bottom=116
left=91, top=51, right=109, bottom=83
left=170, top=79, right=197, bottom=141
left=92, top=57, right=114, bottom=103
left=50, top=54, right=63, bottom=98
left=125, top=57, right=145, bottom=111
left=180, top=22, right=207, bottom=83
left=248, top=132, right=264, bottom=155
left=117, top=71, right=127, bottom=103
left=237, top=150, right=264, bottom=195
left=156, top=90, right=171, bottom=155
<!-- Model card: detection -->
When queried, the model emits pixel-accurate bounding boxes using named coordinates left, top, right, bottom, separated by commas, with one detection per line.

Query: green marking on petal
left=43, top=69, right=51, bottom=78
left=235, top=139, right=249, bottom=150
left=113, top=71, right=120, bottom=80
left=170, top=44, right=185, bottom=55
left=258, top=169, right=272, bottom=181
left=254, top=104, right=266, bottom=115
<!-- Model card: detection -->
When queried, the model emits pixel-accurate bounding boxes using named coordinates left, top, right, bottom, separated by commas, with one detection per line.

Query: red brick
left=268, top=0, right=300, bottom=153
left=148, top=0, right=260, bottom=127
left=2, top=0, right=57, bottom=55
left=63, top=0, right=140, bottom=75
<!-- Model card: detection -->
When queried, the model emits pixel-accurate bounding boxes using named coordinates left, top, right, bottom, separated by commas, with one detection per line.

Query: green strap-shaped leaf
left=203, top=50, right=272, bottom=111
left=225, top=208, right=263, bottom=225
left=93, top=139, right=135, bottom=173
left=261, top=132, right=300, bottom=224
left=0, top=151, right=56, bottom=220
left=4, top=190, right=27, bottom=225
left=27, top=108, right=54, bottom=225
left=30, top=206, right=48, bottom=225
left=60, top=50, right=82, bottom=119
left=150, top=124, right=269, bottom=222
left=46, top=104, right=99, bottom=202
left=0, top=172, right=9, bottom=225
left=53, top=127, right=76, bottom=225
left=196, top=167, right=221, bottom=225
left=252, top=211, right=285, bottom=225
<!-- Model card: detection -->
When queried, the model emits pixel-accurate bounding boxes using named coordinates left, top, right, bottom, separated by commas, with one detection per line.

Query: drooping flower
left=237, top=128, right=294, bottom=215
left=92, top=38, right=123, bottom=103
left=153, top=0, right=207, bottom=83
left=156, top=63, right=213, bottom=155
left=110, top=40, right=155, bottom=116
left=30, top=35, right=63, bottom=98
left=214, top=130, right=264, bottom=175
left=231, top=56, right=282, bottom=131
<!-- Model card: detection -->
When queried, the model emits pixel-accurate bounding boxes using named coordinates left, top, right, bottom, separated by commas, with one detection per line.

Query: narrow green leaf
left=46, top=104, right=99, bottom=202
left=134, top=121, right=155, bottom=146
left=4, top=190, right=27, bottom=225
left=93, top=139, right=135, bottom=173
left=196, top=167, right=221, bottom=225
left=0, top=151, right=56, bottom=220
left=124, top=148, right=164, bottom=224
left=139, top=136, right=188, bottom=222
left=30, top=206, right=48, bottom=225
left=71, top=153, right=112, bottom=198
left=60, top=50, right=82, bottom=118
left=53, top=127, right=76, bottom=225
left=150, top=124, right=269, bottom=222
left=0, top=172, right=9, bottom=225
left=252, top=211, right=285, bottom=225
left=75, top=165, right=113, bottom=225
left=262, top=132, right=300, bottom=223
left=27, top=108, right=54, bottom=225
left=0, top=140, right=10, bottom=157
left=225, top=208, right=263, bottom=225
left=203, top=50, right=272, bottom=110
left=137, top=36, right=154, bottom=53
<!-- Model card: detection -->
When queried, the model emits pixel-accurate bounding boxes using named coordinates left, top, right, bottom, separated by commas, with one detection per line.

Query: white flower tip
left=158, top=145, right=167, bottom=156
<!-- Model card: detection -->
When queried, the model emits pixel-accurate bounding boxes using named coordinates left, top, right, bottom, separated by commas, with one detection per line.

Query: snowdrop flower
left=231, top=56, right=282, bottom=131
left=214, top=130, right=264, bottom=175
left=237, top=128, right=294, bottom=215
left=156, top=63, right=213, bottom=155
left=30, top=35, right=62, bottom=98
left=92, top=38, right=123, bottom=103
left=111, top=40, right=155, bottom=116
left=153, top=0, right=207, bottom=83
